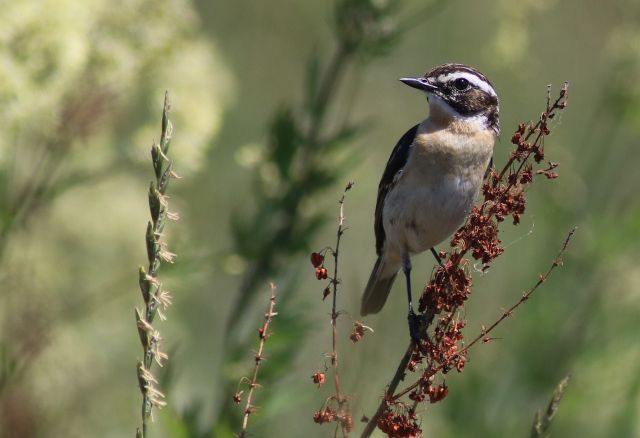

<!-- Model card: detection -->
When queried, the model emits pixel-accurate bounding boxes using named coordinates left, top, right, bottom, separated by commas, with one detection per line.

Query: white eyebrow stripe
left=436, top=72, right=497, bottom=97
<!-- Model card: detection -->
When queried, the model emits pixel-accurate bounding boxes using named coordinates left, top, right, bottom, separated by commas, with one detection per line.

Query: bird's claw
left=408, top=309, right=423, bottom=345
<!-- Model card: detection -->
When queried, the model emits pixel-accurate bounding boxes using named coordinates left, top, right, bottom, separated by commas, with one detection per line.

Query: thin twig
left=312, top=182, right=354, bottom=435
left=331, top=183, right=354, bottom=435
left=451, top=228, right=575, bottom=360
left=238, top=284, right=278, bottom=438
left=392, top=227, right=576, bottom=402
left=361, top=229, right=574, bottom=437
left=497, top=82, right=568, bottom=181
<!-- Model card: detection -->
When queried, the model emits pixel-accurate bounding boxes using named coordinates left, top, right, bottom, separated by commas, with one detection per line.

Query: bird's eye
left=453, top=77, right=469, bottom=91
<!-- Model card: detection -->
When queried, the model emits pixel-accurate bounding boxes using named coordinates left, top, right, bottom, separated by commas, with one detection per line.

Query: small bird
left=360, top=63, right=500, bottom=342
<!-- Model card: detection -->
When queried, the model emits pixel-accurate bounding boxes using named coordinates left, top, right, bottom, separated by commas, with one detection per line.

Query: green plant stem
left=226, top=43, right=353, bottom=340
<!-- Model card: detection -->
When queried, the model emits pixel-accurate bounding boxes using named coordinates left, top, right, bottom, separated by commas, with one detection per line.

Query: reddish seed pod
left=315, top=267, right=328, bottom=280
left=313, top=407, right=335, bottom=424
left=311, top=371, right=325, bottom=386
left=349, top=321, right=367, bottom=343
left=428, top=384, right=449, bottom=403
left=310, top=252, right=324, bottom=267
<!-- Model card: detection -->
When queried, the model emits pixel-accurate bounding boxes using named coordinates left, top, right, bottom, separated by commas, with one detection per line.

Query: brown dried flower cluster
left=362, top=83, right=570, bottom=437
left=313, top=405, right=354, bottom=432
left=311, top=371, right=326, bottom=387
left=349, top=320, right=373, bottom=343
left=376, top=402, right=421, bottom=438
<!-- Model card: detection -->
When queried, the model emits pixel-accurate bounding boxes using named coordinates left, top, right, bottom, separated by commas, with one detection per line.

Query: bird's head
left=400, top=63, right=500, bottom=135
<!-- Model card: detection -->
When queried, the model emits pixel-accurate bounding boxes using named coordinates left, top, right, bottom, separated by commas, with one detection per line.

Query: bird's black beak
left=399, top=77, right=438, bottom=92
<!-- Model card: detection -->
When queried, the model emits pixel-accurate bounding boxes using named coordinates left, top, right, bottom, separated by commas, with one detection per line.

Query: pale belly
left=382, top=171, right=480, bottom=255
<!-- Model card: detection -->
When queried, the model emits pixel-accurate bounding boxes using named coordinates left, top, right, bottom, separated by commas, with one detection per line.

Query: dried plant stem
left=238, top=284, right=278, bottom=438
left=330, top=186, right=349, bottom=423
left=494, top=82, right=568, bottom=187
left=135, top=92, right=177, bottom=438
left=448, top=229, right=575, bottom=363
left=391, top=227, right=576, bottom=402
left=361, top=226, right=573, bottom=437
left=312, top=182, right=354, bottom=435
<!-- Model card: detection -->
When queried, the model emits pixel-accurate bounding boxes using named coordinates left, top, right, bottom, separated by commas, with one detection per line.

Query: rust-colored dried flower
left=315, top=267, right=328, bottom=280
left=349, top=320, right=372, bottom=343
left=427, top=384, right=448, bottom=403
left=311, top=371, right=326, bottom=387
left=310, top=252, right=325, bottom=268
left=377, top=409, right=421, bottom=437
left=313, top=407, right=336, bottom=424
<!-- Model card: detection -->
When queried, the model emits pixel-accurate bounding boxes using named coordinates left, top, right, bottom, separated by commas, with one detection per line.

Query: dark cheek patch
left=451, top=89, right=496, bottom=115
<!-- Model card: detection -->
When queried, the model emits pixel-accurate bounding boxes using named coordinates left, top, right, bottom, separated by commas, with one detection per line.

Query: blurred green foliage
left=0, top=0, right=639, bottom=437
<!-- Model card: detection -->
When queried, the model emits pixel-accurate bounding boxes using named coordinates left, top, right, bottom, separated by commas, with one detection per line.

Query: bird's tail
left=361, top=255, right=399, bottom=316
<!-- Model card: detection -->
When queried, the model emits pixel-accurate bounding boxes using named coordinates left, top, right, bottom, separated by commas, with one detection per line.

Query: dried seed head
left=310, top=252, right=325, bottom=267
left=311, top=372, right=326, bottom=387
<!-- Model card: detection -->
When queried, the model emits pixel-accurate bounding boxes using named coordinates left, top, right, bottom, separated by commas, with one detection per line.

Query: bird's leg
left=430, top=247, right=444, bottom=267
left=403, top=254, right=421, bottom=344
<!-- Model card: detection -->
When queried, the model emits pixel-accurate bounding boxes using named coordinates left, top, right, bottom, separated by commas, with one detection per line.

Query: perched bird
left=360, top=63, right=500, bottom=342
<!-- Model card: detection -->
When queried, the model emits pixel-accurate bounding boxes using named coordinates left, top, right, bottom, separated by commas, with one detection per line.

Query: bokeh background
left=1, top=0, right=639, bottom=437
